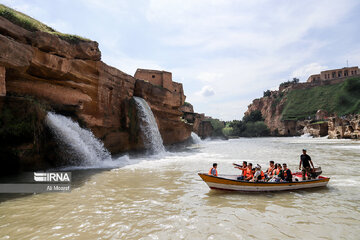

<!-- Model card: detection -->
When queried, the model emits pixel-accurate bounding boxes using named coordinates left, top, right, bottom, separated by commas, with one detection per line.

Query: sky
left=2, top=0, right=360, bottom=120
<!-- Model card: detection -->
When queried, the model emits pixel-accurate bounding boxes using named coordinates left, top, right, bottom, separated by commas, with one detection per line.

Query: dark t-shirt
left=301, top=154, right=311, bottom=168
left=284, top=169, right=292, bottom=182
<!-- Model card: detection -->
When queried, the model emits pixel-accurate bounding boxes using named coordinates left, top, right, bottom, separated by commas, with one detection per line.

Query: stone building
left=307, top=66, right=359, bottom=83
left=135, top=69, right=174, bottom=91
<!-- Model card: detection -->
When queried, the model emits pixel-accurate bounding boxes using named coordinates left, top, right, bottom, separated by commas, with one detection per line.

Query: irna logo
left=34, top=172, right=71, bottom=182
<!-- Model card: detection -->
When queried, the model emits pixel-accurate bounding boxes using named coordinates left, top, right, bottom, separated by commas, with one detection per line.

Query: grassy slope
left=0, top=4, right=90, bottom=44
left=282, top=77, right=360, bottom=120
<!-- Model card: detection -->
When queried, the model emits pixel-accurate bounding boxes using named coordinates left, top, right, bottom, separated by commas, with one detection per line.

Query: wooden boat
left=198, top=173, right=330, bottom=192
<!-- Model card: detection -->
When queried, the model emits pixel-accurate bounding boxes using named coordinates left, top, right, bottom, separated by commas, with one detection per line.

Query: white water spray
left=191, top=132, right=202, bottom=144
left=133, top=97, right=166, bottom=154
left=46, top=112, right=112, bottom=166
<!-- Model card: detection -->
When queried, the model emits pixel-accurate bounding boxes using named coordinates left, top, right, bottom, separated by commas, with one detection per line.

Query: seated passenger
left=235, top=161, right=248, bottom=180
left=272, top=163, right=280, bottom=176
left=244, top=163, right=254, bottom=181
left=269, top=164, right=283, bottom=182
left=253, top=164, right=265, bottom=182
left=208, top=163, right=218, bottom=176
left=276, top=164, right=284, bottom=182
left=282, top=163, right=292, bottom=182
left=265, top=161, right=275, bottom=178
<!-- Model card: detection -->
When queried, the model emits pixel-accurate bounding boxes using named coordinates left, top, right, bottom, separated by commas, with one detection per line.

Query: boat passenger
left=271, top=164, right=284, bottom=182
left=282, top=163, right=292, bottom=182
left=209, top=163, right=218, bottom=176
left=253, top=164, right=265, bottom=182
left=265, top=161, right=275, bottom=178
left=272, top=163, right=280, bottom=176
left=244, top=163, right=254, bottom=181
left=236, top=161, right=247, bottom=180
left=299, top=149, right=315, bottom=180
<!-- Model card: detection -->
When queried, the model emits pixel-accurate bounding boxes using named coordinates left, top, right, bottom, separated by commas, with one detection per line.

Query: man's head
left=270, top=161, right=274, bottom=166
left=248, top=163, right=253, bottom=168
left=243, top=161, right=247, bottom=167
left=283, top=163, right=287, bottom=169
left=302, top=149, right=307, bottom=154
left=213, top=163, right=217, bottom=168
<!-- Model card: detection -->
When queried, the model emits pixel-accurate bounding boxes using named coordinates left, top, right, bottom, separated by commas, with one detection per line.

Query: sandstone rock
left=328, top=115, right=360, bottom=139
left=180, top=102, right=194, bottom=113
left=0, top=66, right=5, bottom=96
left=27, top=31, right=101, bottom=61
left=303, top=122, right=328, bottom=137
left=0, top=14, right=193, bottom=171
left=134, top=79, right=192, bottom=145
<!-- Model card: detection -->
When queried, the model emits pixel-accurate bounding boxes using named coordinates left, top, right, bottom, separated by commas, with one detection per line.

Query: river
left=0, top=137, right=359, bottom=239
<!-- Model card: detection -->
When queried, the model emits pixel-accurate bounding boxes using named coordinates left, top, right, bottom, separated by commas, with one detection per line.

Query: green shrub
left=241, top=121, right=270, bottom=137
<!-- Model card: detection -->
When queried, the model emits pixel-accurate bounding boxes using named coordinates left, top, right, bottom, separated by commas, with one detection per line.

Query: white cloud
left=291, top=63, right=328, bottom=81
left=4, top=0, right=358, bottom=121
left=196, top=85, right=215, bottom=97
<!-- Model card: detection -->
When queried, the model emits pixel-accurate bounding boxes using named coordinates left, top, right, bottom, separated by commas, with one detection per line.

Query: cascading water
left=191, top=132, right=202, bottom=144
left=133, top=97, right=166, bottom=154
left=46, top=112, right=112, bottom=166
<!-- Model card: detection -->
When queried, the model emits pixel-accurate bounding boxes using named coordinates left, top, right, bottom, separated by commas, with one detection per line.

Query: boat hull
left=198, top=173, right=330, bottom=192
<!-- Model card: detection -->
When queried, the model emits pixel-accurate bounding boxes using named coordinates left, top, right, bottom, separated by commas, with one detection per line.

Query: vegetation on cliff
left=0, top=4, right=90, bottom=43
left=282, top=77, right=360, bottom=120
left=224, top=110, right=270, bottom=137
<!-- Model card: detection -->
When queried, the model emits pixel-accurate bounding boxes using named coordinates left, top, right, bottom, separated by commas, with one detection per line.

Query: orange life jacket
left=260, top=170, right=265, bottom=180
left=274, top=169, right=280, bottom=175
left=267, top=167, right=274, bottom=174
left=245, top=168, right=253, bottom=178
left=209, top=168, right=218, bottom=176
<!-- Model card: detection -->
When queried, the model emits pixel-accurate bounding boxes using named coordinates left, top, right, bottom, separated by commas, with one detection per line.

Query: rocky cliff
left=0, top=13, right=192, bottom=171
left=245, top=78, right=360, bottom=139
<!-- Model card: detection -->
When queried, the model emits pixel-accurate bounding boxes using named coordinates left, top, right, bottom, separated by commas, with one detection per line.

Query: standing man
left=299, top=149, right=315, bottom=180
left=209, top=163, right=218, bottom=176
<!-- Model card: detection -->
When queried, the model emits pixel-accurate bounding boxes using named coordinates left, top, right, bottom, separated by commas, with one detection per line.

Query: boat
left=198, top=172, right=330, bottom=192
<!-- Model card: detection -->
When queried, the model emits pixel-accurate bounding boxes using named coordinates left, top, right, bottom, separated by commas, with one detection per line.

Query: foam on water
left=299, top=133, right=313, bottom=138
left=133, top=97, right=166, bottom=154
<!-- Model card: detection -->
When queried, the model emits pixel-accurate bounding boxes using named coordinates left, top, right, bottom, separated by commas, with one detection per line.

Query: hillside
left=245, top=76, right=360, bottom=138
left=282, top=77, right=360, bottom=120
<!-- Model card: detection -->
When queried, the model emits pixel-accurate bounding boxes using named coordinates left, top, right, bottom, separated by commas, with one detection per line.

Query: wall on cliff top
left=0, top=13, right=192, bottom=171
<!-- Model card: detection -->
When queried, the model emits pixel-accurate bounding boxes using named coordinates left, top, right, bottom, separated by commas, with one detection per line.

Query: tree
left=263, top=90, right=271, bottom=97
left=243, top=110, right=263, bottom=123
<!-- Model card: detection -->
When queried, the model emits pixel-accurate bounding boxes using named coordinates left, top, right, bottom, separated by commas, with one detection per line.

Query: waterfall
left=191, top=132, right=202, bottom=144
left=133, top=97, right=166, bottom=154
left=46, top=112, right=112, bottom=166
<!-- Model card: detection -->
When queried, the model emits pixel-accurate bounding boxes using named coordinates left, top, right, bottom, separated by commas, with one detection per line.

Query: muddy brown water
left=0, top=137, right=359, bottom=239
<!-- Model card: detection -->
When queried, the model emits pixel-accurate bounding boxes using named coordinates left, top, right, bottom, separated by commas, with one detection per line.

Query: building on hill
left=135, top=69, right=174, bottom=91
left=307, top=66, right=359, bottom=83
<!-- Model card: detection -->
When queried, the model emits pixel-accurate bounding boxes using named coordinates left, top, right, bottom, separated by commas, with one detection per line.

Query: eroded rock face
left=134, top=79, right=192, bottom=144
left=0, top=15, right=192, bottom=170
left=245, top=94, right=290, bottom=135
left=328, top=115, right=360, bottom=139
